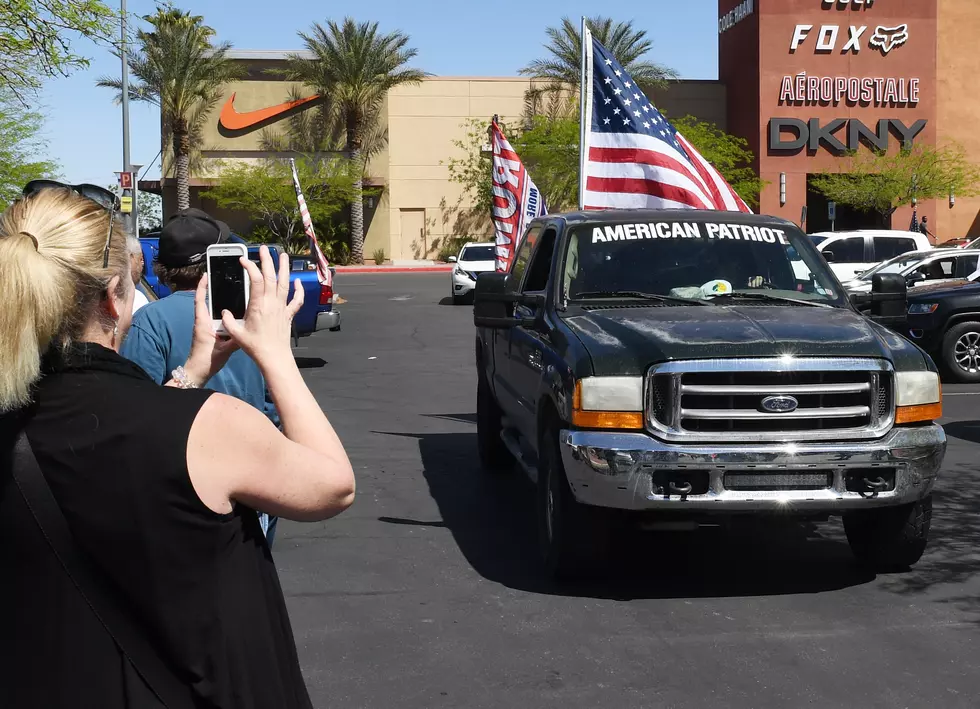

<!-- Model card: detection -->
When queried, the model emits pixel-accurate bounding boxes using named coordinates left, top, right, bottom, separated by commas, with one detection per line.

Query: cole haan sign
left=769, top=117, right=927, bottom=153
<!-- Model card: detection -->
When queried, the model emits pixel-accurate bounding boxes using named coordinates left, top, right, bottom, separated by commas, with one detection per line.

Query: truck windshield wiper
left=709, top=292, right=836, bottom=308
left=572, top=290, right=710, bottom=306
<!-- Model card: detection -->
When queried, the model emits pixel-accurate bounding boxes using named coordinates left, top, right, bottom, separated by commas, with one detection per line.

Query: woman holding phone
left=0, top=184, right=354, bottom=708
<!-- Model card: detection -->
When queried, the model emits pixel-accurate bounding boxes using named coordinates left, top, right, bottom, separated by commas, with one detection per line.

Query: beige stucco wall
left=938, top=0, right=980, bottom=238
left=382, top=77, right=537, bottom=260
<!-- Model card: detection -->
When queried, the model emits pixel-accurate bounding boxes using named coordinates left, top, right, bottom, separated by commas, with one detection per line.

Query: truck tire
left=537, top=423, right=610, bottom=579
left=843, top=495, right=932, bottom=571
left=941, top=322, right=980, bottom=383
left=477, top=374, right=512, bottom=471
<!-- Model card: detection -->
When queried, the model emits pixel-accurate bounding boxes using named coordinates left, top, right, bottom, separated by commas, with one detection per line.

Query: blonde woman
left=0, top=182, right=354, bottom=708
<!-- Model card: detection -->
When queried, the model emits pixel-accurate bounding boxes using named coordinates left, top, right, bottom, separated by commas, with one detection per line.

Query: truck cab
left=474, top=210, right=946, bottom=579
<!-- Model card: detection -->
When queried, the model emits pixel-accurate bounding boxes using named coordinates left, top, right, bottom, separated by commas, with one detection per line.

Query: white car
left=805, top=229, right=932, bottom=282
left=841, top=249, right=980, bottom=294
left=449, top=242, right=496, bottom=304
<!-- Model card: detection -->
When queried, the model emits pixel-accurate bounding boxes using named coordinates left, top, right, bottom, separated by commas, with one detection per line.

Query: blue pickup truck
left=139, top=234, right=340, bottom=340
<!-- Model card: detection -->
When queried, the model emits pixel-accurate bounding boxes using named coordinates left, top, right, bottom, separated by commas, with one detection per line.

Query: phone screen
left=209, top=255, right=247, bottom=319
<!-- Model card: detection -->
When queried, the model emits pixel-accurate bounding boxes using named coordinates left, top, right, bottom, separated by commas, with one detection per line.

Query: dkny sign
left=769, top=118, right=927, bottom=153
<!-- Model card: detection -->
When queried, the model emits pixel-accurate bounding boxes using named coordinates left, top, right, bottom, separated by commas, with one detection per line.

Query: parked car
left=842, top=249, right=980, bottom=294
left=474, top=209, right=944, bottom=578
left=449, top=242, right=496, bottom=304
left=905, top=280, right=980, bottom=382
left=939, top=237, right=971, bottom=249
left=804, top=229, right=931, bottom=282
left=139, top=234, right=339, bottom=339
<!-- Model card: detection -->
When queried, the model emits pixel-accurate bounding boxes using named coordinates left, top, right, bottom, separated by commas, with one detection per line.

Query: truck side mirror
left=822, top=250, right=836, bottom=263
left=473, top=272, right=542, bottom=328
left=870, top=272, right=907, bottom=321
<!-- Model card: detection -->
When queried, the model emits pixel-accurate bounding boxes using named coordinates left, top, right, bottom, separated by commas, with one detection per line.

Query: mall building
left=143, top=0, right=980, bottom=260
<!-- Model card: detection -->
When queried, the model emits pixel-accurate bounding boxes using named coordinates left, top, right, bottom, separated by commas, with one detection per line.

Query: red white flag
left=580, top=27, right=752, bottom=213
left=289, top=158, right=332, bottom=287
left=490, top=120, right=547, bottom=272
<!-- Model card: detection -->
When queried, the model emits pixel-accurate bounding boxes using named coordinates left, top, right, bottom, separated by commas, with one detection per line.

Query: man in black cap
left=121, top=208, right=281, bottom=544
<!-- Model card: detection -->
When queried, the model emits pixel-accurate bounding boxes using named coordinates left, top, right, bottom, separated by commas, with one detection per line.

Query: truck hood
left=906, top=280, right=978, bottom=300
left=562, top=304, right=927, bottom=376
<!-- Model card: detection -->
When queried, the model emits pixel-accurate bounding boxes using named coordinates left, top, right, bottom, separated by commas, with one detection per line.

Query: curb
left=334, top=266, right=453, bottom=274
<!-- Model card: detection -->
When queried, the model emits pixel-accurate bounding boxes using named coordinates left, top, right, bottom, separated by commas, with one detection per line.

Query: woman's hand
left=221, top=245, right=304, bottom=367
left=180, top=273, right=240, bottom=386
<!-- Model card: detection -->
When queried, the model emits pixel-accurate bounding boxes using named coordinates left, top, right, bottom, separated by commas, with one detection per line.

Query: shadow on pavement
left=294, top=356, right=327, bottom=369
left=943, top=420, right=980, bottom=445
left=373, top=428, right=878, bottom=600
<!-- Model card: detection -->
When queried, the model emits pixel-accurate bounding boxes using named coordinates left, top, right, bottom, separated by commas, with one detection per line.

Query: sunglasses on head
left=22, top=180, right=122, bottom=269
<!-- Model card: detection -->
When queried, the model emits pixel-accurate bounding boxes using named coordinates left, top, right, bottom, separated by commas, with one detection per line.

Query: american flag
left=289, top=158, right=332, bottom=287
left=581, top=31, right=751, bottom=213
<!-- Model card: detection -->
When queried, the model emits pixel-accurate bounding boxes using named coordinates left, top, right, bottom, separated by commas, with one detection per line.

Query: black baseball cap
left=158, top=208, right=230, bottom=267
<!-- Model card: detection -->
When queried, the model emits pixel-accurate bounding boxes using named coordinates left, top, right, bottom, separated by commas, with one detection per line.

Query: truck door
left=509, top=226, right=559, bottom=440
left=490, top=226, right=541, bottom=421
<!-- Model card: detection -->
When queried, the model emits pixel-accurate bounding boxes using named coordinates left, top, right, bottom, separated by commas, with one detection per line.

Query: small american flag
left=581, top=30, right=751, bottom=213
left=289, top=158, right=332, bottom=287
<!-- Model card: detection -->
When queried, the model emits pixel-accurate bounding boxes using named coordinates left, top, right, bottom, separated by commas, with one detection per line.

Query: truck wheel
left=538, top=423, right=610, bottom=579
left=477, top=375, right=512, bottom=472
left=843, top=496, right=932, bottom=571
left=942, top=322, right=980, bottom=383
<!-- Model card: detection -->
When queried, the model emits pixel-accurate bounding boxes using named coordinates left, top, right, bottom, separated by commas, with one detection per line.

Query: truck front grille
left=646, top=358, right=894, bottom=443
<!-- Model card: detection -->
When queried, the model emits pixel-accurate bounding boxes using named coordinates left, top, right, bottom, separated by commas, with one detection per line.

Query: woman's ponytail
left=0, top=190, right=127, bottom=413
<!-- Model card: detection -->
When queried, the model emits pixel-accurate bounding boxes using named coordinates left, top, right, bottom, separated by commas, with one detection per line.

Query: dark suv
left=473, top=209, right=946, bottom=578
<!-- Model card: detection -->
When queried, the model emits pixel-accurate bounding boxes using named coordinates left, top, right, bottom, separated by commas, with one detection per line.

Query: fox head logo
left=869, top=24, right=910, bottom=55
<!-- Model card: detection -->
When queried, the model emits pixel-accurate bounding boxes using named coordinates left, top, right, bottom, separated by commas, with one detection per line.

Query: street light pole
left=120, top=0, right=134, bottom=236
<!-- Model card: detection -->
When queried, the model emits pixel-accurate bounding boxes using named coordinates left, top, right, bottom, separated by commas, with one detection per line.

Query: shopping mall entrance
left=805, top=176, right=889, bottom=234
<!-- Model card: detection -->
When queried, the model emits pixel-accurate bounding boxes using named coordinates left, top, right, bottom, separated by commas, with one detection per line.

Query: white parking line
left=943, top=392, right=980, bottom=396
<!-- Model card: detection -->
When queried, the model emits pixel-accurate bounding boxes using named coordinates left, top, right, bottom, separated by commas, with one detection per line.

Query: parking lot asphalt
left=278, top=273, right=980, bottom=709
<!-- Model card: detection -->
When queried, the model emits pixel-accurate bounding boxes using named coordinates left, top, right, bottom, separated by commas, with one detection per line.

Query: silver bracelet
left=170, top=365, right=200, bottom=389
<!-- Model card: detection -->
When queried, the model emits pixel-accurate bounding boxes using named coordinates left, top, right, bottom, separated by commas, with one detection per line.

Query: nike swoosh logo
left=218, top=92, right=320, bottom=131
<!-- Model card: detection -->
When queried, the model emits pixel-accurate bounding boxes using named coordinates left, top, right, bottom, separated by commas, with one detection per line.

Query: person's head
left=0, top=186, right=131, bottom=413
left=922, top=216, right=929, bottom=223
left=127, top=235, right=145, bottom=285
left=155, top=208, right=230, bottom=292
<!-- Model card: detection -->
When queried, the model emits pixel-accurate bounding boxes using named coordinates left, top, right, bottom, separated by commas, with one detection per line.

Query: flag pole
left=578, top=16, right=588, bottom=211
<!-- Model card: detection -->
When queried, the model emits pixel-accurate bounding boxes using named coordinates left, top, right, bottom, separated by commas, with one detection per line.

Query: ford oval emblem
left=761, top=395, right=799, bottom=413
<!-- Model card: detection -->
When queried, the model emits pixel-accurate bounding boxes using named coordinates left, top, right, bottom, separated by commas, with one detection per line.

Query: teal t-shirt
left=121, top=290, right=280, bottom=426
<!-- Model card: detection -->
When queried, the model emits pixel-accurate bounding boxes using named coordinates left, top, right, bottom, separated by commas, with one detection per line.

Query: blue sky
left=38, top=0, right=719, bottom=186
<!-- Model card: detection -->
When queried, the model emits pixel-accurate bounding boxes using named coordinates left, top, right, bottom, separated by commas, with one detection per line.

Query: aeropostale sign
left=769, top=117, right=927, bottom=153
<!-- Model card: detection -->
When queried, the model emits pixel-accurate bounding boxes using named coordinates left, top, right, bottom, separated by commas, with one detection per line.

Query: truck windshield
left=562, top=218, right=846, bottom=306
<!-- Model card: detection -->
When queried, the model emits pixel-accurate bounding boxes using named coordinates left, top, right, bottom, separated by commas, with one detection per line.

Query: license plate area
left=723, top=472, right=833, bottom=491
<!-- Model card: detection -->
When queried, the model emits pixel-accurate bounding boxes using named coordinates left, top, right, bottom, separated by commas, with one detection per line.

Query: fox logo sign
left=870, top=24, right=910, bottom=55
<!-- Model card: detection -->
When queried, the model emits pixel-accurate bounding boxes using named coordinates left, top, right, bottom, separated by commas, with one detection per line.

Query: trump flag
left=490, top=119, right=547, bottom=272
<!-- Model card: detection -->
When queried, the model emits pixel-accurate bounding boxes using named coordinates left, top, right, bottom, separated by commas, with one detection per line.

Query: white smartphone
left=206, top=242, right=250, bottom=335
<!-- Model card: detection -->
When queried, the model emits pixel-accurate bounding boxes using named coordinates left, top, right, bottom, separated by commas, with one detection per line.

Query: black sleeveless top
left=0, top=344, right=313, bottom=709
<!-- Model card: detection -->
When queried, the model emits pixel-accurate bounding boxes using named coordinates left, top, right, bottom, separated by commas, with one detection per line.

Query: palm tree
left=98, top=7, right=242, bottom=211
left=280, top=18, right=426, bottom=263
left=521, top=16, right=676, bottom=97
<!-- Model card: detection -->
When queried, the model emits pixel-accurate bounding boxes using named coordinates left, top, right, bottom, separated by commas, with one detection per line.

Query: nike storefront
left=143, top=0, right=980, bottom=261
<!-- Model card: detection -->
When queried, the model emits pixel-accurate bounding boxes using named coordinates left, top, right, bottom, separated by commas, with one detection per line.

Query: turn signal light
left=895, top=402, right=942, bottom=425
left=571, top=410, right=645, bottom=429
left=572, top=380, right=645, bottom=430
left=319, top=283, right=333, bottom=305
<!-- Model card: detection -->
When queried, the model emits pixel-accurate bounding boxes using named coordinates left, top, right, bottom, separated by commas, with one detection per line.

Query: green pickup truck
left=473, top=209, right=946, bottom=579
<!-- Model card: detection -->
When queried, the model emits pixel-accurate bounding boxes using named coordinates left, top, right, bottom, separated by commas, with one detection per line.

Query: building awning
left=139, top=175, right=386, bottom=195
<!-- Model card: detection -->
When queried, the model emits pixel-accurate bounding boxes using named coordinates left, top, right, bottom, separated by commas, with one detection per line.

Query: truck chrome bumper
left=559, top=426, right=945, bottom=512
left=315, top=309, right=341, bottom=331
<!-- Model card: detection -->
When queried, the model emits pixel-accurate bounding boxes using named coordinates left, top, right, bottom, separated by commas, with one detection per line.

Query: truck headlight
left=894, top=371, right=942, bottom=424
left=907, top=303, right=938, bottom=315
left=572, top=377, right=644, bottom=430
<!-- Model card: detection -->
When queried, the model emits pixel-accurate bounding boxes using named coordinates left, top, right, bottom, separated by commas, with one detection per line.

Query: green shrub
left=372, top=248, right=387, bottom=265
left=437, top=236, right=469, bottom=262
